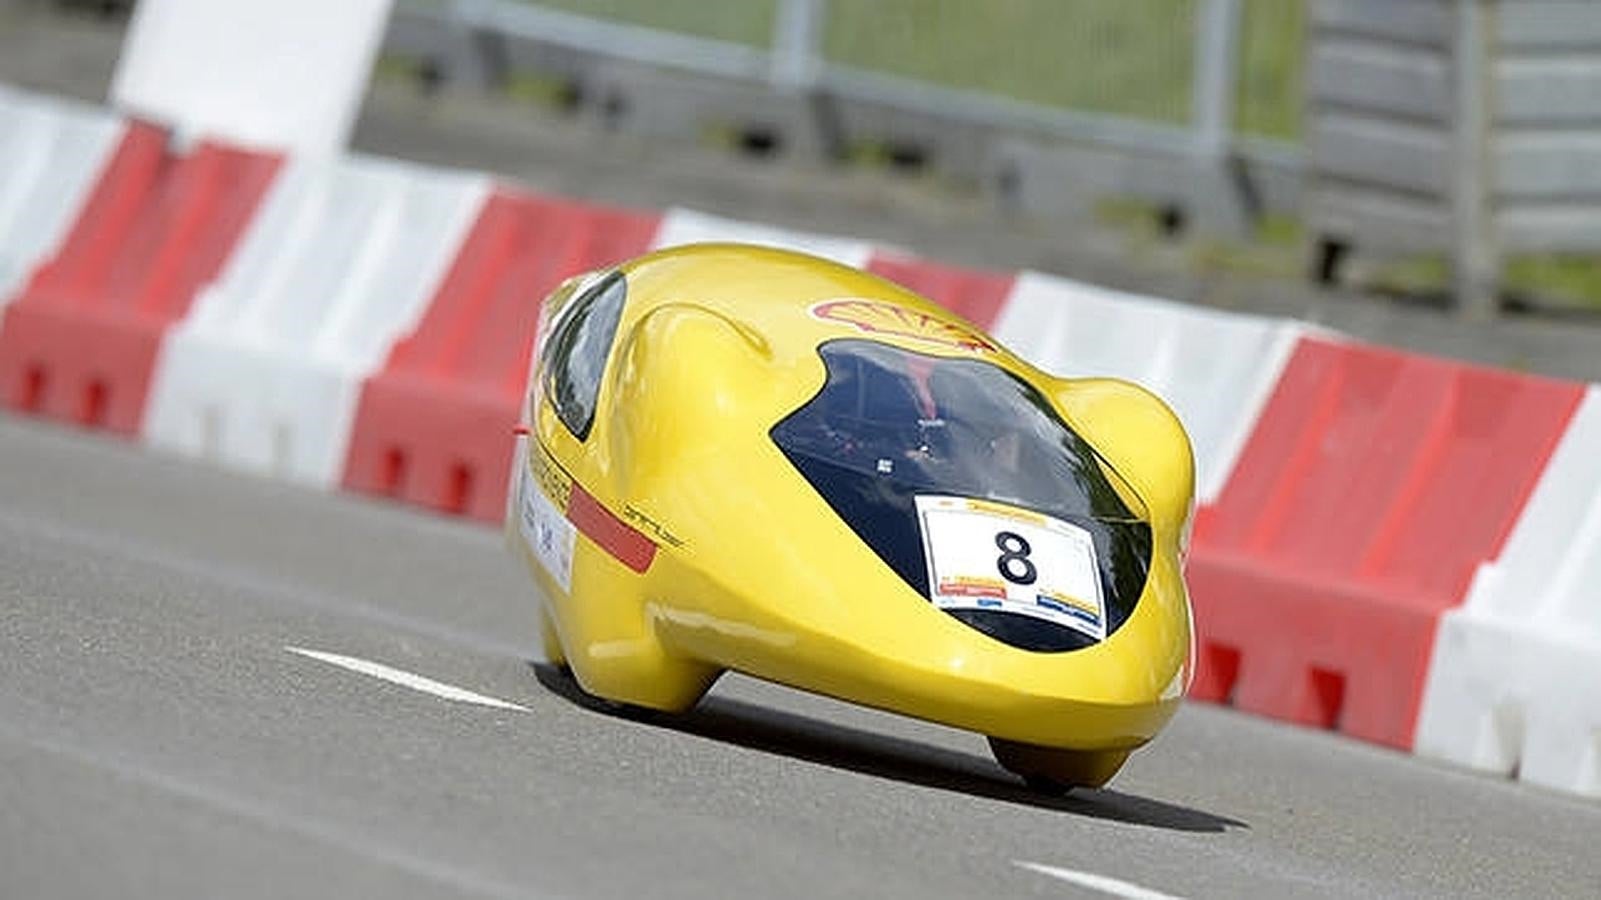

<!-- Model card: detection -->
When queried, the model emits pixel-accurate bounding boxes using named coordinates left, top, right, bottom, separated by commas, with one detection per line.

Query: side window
left=541, top=270, right=628, bottom=441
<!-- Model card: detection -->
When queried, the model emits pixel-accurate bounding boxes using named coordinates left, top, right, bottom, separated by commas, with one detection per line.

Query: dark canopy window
left=541, top=271, right=627, bottom=441
left=771, top=339, right=1152, bottom=652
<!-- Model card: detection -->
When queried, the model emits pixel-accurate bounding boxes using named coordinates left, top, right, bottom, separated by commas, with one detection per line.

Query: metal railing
left=414, top=0, right=1300, bottom=164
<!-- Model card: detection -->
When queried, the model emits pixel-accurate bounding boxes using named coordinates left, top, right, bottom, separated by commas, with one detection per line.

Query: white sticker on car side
left=519, top=466, right=576, bottom=593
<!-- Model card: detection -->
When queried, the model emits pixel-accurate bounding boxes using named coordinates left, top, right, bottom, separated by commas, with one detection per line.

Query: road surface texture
left=2, top=414, right=1598, bottom=899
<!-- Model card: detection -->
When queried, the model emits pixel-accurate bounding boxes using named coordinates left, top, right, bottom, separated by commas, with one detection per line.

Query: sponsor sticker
left=809, top=299, right=997, bottom=352
left=916, top=494, right=1106, bottom=642
left=519, top=451, right=576, bottom=592
left=530, top=440, right=573, bottom=509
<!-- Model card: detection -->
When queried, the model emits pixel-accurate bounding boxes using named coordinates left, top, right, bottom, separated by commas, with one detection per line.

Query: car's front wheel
left=988, top=738, right=1130, bottom=794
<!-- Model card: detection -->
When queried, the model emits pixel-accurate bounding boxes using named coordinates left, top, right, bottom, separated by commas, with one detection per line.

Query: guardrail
left=384, top=0, right=1304, bottom=235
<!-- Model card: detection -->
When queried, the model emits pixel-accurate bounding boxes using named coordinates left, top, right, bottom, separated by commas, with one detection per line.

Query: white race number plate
left=915, top=495, right=1106, bottom=641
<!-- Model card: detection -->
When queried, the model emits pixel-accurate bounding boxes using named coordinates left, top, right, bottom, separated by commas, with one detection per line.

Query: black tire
left=1022, top=774, right=1073, bottom=797
left=988, top=737, right=1130, bottom=791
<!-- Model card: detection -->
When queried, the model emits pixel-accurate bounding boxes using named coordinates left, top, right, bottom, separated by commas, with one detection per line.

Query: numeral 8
left=994, top=531, right=1037, bottom=585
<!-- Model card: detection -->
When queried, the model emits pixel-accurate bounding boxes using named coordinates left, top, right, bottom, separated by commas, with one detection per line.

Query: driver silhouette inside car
left=803, top=349, right=1027, bottom=489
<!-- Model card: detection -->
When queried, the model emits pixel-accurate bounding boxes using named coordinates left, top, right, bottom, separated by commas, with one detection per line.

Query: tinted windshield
left=771, top=339, right=1151, bottom=652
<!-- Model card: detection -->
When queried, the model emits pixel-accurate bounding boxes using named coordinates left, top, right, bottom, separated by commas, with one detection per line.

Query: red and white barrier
left=1187, top=339, right=1584, bottom=747
left=1416, top=386, right=1601, bottom=796
left=0, top=119, right=281, bottom=433
left=143, top=155, right=489, bottom=486
left=0, top=87, right=123, bottom=307
left=340, top=188, right=660, bottom=520
left=5, top=81, right=1601, bottom=798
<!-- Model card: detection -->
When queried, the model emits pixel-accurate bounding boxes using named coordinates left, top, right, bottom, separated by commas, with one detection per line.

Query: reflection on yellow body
left=507, top=244, right=1195, bottom=791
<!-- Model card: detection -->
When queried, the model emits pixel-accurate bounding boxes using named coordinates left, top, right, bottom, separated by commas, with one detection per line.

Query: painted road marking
left=1015, top=861, right=1186, bottom=900
left=286, top=646, right=528, bottom=711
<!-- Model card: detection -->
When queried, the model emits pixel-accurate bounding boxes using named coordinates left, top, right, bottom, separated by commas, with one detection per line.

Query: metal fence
left=485, top=0, right=1300, bottom=138
left=388, top=0, right=1302, bottom=230
left=397, top=0, right=1601, bottom=316
left=409, top=3, right=1287, bottom=152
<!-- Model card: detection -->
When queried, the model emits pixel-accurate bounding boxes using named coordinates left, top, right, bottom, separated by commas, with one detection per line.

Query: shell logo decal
left=810, top=299, right=997, bottom=352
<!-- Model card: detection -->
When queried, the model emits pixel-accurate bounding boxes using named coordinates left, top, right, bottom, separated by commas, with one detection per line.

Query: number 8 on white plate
left=915, top=495, right=1106, bottom=642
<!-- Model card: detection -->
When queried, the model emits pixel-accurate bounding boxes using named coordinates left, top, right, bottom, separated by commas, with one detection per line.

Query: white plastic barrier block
left=651, top=207, right=874, bottom=269
left=111, top=0, right=392, bottom=155
left=1417, top=386, right=1601, bottom=798
left=143, top=154, right=490, bottom=487
left=0, top=86, right=122, bottom=306
left=990, top=272, right=1302, bottom=505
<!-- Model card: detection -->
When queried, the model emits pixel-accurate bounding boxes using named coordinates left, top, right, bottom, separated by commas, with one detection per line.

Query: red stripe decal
left=567, top=485, right=657, bottom=573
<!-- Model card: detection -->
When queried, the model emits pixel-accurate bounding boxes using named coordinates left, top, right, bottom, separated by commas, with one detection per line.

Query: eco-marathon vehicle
left=508, top=244, right=1194, bottom=792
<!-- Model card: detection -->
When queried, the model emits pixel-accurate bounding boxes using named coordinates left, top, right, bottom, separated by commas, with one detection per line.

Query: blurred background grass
left=528, top=0, right=1303, bottom=138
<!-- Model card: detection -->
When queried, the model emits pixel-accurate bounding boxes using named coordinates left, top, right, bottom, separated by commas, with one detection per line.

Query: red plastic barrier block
left=341, top=189, right=659, bottom=521
left=1187, top=336, right=1584, bottom=747
left=0, top=120, right=281, bottom=434
left=866, top=251, right=1016, bottom=332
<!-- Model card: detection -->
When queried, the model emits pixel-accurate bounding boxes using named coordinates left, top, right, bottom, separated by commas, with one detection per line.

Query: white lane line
left=1015, top=861, right=1186, bottom=900
left=285, top=647, right=528, bottom=712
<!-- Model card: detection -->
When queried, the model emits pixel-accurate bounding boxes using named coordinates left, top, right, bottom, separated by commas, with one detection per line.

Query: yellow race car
left=507, top=243, right=1195, bottom=791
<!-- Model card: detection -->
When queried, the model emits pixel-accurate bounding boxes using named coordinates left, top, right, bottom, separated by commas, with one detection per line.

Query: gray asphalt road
left=2, top=414, right=1598, bottom=899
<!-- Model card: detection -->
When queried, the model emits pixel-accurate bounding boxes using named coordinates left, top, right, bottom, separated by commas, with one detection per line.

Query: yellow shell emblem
left=810, top=299, right=997, bottom=352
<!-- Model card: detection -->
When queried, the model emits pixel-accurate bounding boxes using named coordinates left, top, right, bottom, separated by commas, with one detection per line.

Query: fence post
left=771, top=0, right=825, bottom=92
left=444, top=0, right=508, bottom=92
left=1192, top=0, right=1241, bottom=160
left=1190, top=0, right=1250, bottom=235
left=1452, top=0, right=1500, bottom=320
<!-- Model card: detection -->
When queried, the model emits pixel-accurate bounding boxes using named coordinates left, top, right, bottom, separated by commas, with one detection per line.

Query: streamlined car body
left=507, top=243, right=1195, bottom=790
